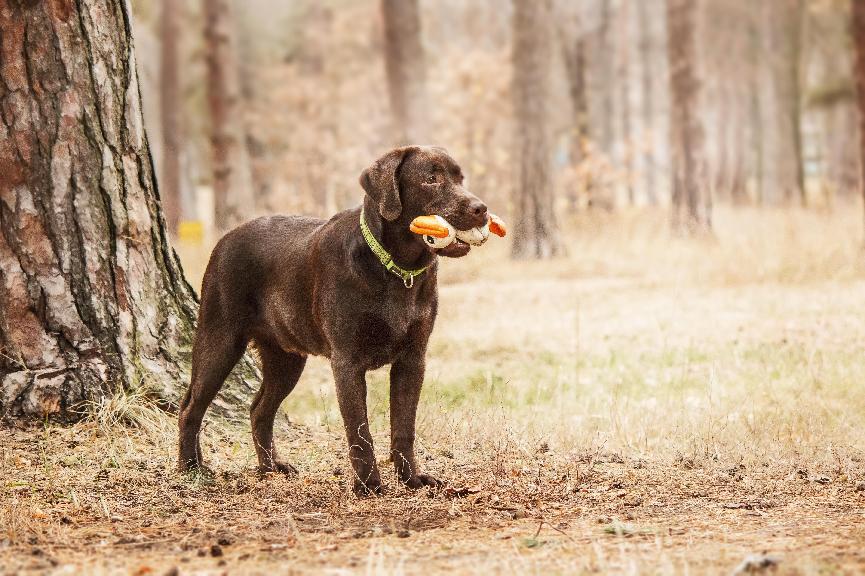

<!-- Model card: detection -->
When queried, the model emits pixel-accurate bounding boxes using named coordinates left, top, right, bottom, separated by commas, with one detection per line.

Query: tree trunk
left=561, top=16, right=590, bottom=211
left=0, top=0, right=256, bottom=421
left=666, top=0, right=710, bottom=232
left=853, top=0, right=865, bottom=234
left=236, top=9, right=275, bottom=214
left=599, top=0, right=614, bottom=155
left=748, top=10, right=766, bottom=205
left=381, top=0, right=429, bottom=145
left=203, top=0, right=254, bottom=232
left=511, top=0, right=562, bottom=258
left=563, top=33, right=590, bottom=162
left=764, top=0, right=806, bottom=206
left=160, top=0, right=182, bottom=233
left=618, top=0, right=634, bottom=205
left=638, top=0, right=658, bottom=205
left=730, top=92, right=749, bottom=204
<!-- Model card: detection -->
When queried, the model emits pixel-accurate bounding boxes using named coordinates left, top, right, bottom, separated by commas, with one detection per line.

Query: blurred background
left=118, top=0, right=865, bottom=468
left=131, top=0, right=864, bottom=262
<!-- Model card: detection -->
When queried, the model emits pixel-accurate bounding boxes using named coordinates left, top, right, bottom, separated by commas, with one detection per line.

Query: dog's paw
left=353, top=479, right=385, bottom=497
left=402, top=473, right=444, bottom=490
left=258, top=461, right=298, bottom=476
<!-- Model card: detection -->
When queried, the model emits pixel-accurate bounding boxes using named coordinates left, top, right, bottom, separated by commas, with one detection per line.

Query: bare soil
left=2, top=419, right=865, bottom=575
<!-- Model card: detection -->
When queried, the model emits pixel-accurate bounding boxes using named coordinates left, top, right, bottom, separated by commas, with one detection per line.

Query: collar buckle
left=361, top=206, right=426, bottom=289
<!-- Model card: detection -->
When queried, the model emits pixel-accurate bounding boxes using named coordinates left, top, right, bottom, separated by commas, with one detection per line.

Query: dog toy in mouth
left=409, top=214, right=507, bottom=249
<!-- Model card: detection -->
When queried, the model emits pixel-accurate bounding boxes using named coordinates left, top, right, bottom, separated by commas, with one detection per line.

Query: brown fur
left=177, top=146, right=488, bottom=495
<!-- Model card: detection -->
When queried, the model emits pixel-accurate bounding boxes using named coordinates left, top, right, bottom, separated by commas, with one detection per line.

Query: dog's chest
left=355, top=287, right=434, bottom=362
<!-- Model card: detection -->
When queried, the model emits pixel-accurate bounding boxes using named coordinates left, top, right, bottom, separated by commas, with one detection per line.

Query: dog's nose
left=469, top=200, right=488, bottom=219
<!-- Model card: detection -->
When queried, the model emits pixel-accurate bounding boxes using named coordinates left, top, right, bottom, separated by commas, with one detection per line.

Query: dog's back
left=198, top=215, right=324, bottom=340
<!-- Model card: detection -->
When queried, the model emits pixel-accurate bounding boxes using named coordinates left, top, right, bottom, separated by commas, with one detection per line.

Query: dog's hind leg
left=251, top=342, right=306, bottom=475
left=178, top=322, right=247, bottom=472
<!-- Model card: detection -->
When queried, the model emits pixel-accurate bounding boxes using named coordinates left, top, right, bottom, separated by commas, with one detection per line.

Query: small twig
left=113, top=538, right=176, bottom=548
left=533, top=518, right=576, bottom=542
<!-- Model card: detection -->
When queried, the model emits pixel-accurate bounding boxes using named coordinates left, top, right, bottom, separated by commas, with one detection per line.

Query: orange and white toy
left=410, top=214, right=507, bottom=249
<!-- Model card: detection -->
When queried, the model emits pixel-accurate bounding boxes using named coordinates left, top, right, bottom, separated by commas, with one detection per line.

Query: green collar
left=360, top=206, right=430, bottom=288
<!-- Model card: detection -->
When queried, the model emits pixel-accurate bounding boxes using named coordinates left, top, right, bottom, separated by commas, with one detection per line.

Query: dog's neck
left=362, top=197, right=436, bottom=272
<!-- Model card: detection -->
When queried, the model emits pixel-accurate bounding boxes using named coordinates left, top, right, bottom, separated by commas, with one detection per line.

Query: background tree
left=666, top=0, right=710, bottom=232
left=559, top=3, right=591, bottom=211
left=381, top=0, right=429, bottom=145
left=617, top=0, right=634, bottom=205
left=511, top=0, right=562, bottom=258
left=561, top=15, right=590, bottom=166
left=592, top=0, right=615, bottom=157
left=764, top=0, right=806, bottom=206
left=237, top=8, right=274, bottom=213
left=853, top=0, right=865, bottom=232
left=0, top=0, right=254, bottom=420
left=203, top=0, right=255, bottom=231
left=160, top=0, right=183, bottom=233
left=638, top=0, right=659, bottom=205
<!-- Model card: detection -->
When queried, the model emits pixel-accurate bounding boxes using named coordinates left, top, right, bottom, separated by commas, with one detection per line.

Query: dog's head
left=359, top=146, right=487, bottom=258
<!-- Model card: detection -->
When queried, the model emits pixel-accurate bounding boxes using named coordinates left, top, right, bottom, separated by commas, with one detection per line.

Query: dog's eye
left=426, top=174, right=437, bottom=184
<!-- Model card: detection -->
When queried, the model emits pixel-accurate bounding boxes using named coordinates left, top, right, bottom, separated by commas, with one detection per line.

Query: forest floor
left=3, top=207, right=865, bottom=575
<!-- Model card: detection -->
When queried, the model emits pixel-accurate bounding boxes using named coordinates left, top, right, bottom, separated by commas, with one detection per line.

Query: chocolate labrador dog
left=178, top=146, right=489, bottom=495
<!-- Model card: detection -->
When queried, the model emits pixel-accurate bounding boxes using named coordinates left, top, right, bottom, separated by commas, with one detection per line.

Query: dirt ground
left=3, top=208, right=865, bottom=575
left=2, top=419, right=865, bottom=576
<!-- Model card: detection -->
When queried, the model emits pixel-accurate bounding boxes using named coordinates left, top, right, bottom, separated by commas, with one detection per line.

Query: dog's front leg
left=390, top=354, right=443, bottom=489
left=332, top=357, right=382, bottom=496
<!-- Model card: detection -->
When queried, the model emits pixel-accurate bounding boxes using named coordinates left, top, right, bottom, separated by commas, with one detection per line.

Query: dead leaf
left=442, top=486, right=481, bottom=499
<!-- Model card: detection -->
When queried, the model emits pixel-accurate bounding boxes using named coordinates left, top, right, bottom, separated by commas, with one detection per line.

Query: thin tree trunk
left=715, top=85, right=731, bottom=203
left=381, top=0, right=429, bottom=145
left=160, top=0, right=182, bottom=233
left=638, top=0, right=658, bottom=205
left=0, top=0, right=256, bottom=420
left=730, top=92, right=749, bottom=203
left=203, top=0, right=254, bottom=232
left=511, top=0, right=562, bottom=258
left=618, top=0, right=634, bottom=205
left=597, top=0, right=615, bottom=155
left=749, top=10, right=765, bottom=206
left=236, top=10, right=273, bottom=213
left=764, top=0, right=806, bottom=206
left=666, top=0, right=710, bottom=232
left=563, top=36, right=590, bottom=161
left=852, top=0, right=865, bottom=235
left=562, top=19, right=590, bottom=211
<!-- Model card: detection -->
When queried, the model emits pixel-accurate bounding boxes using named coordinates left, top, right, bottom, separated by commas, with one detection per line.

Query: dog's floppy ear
left=359, top=146, right=417, bottom=221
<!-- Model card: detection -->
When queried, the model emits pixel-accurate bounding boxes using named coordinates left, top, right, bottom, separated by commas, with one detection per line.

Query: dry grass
left=4, top=206, right=865, bottom=575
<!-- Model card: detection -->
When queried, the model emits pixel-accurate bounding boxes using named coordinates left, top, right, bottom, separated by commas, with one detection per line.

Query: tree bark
left=637, top=0, right=658, bottom=205
left=563, top=30, right=589, bottom=163
left=203, top=0, right=254, bottom=232
left=381, top=0, right=429, bottom=145
left=236, top=8, right=275, bottom=214
left=511, top=0, right=562, bottom=258
left=595, top=0, right=615, bottom=156
left=159, top=0, right=182, bottom=233
left=853, top=0, right=865, bottom=233
left=561, top=14, right=590, bottom=212
left=748, top=10, right=766, bottom=205
left=618, top=0, right=634, bottom=205
left=0, top=0, right=256, bottom=421
left=765, top=0, right=806, bottom=206
left=666, top=0, right=710, bottom=232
